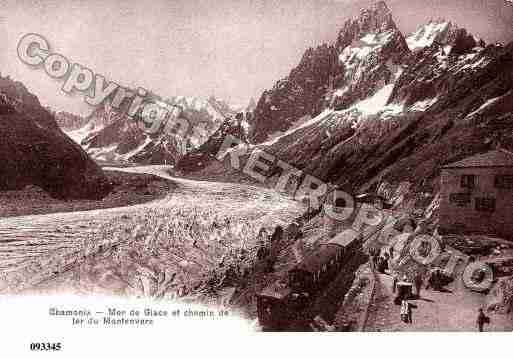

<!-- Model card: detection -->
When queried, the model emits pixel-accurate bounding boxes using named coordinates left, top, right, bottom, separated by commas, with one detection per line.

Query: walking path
left=366, top=270, right=513, bottom=331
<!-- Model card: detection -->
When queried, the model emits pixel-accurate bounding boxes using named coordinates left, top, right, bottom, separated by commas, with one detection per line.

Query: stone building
left=439, top=149, right=513, bottom=238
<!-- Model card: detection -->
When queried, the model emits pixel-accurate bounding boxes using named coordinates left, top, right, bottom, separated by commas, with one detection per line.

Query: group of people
left=364, top=217, right=495, bottom=331
left=391, top=268, right=491, bottom=331
left=370, top=247, right=393, bottom=274
left=392, top=273, right=424, bottom=298
left=425, top=268, right=449, bottom=291
left=369, top=246, right=419, bottom=325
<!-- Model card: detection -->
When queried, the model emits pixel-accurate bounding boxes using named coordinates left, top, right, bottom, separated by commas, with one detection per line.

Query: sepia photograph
left=1, top=0, right=513, bottom=356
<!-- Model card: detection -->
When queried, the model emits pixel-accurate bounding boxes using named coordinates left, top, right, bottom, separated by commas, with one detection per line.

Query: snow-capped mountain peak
left=406, top=20, right=452, bottom=51
left=197, top=1, right=513, bottom=198
left=59, top=93, right=238, bottom=165
left=406, top=19, right=484, bottom=54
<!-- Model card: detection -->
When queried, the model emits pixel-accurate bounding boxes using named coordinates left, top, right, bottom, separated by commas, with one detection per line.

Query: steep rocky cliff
left=176, top=111, right=251, bottom=173
left=0, top=75, right=111, bottom=199
left=250, top=43, right=342, bottom=144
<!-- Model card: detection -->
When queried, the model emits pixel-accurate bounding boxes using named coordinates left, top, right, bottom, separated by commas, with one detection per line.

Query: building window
left=495, top=175, right=513, bottom=189
left=475, top=197, right=496, bottom=212
left=461, top=174, right=476, bottom=189
left=449, top=193, right=472, bottom=207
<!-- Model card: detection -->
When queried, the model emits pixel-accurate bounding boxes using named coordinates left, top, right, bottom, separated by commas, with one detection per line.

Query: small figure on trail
left=271, top=226, right=284, bottom=243
left=400, top=300, right=412, bottom=324
left=426, top=268, right=441, bottom=291
left=414, top=273, right=423, bottom=298
left=377, top=256, right=388, bottom=274
left=370, top=253, right=376, bottom=271
left=292, top=221, right=303, bottom=239
left=383, top=251, right=390, bottom=268
left=376, top=256, right=383, bottom=273
left=392, top=273, right=398, bottom=293
left=257, top=241, right=268, bottom=260
left=476, top=308, right=490, bottom=332
left=257, top=228, right=269, bottom=242
left=372, top=252, right=380, bottom=270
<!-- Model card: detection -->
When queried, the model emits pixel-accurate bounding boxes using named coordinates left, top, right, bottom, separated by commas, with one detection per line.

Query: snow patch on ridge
left=333, top=86, right=349, bottom=98
left=88, top=144, right=119, bottom=162
left=260, top=112, right=329, bottom=146
left=406, top=21, right=449, bottom=51
left=121, top=136, right=153, bottom=161
left=352, top=83, right=395, bottom=116
left=339, top=30, right=394, bottom=77
left=458, top=56, right=491, bottom=72
left=410, top=97, right=438, bottom=112
left=65, top=122, right=106, bottom=146
left=466, top=96, right=502, bottom=118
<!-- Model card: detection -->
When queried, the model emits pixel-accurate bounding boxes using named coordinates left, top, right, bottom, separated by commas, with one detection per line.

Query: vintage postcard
left=1, top=0, right=512, bottom=356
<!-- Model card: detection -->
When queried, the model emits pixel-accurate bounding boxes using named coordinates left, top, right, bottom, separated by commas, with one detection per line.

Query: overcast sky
left=1, top=0, right=512, bottom=115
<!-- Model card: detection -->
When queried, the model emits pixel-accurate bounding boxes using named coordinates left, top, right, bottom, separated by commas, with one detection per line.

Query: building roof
left=355, top=193, right=386, bottom=202
left=327, top=229, right=360, bottom=247
left=442, top=149, right=513, bottom=169
left=258, top=279, right=292, bottom=300
left=291, top=245, right=339, bottom=274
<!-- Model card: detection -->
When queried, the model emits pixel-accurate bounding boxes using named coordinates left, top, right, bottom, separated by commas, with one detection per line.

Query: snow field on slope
left=406, top=21, right=449, bottom=51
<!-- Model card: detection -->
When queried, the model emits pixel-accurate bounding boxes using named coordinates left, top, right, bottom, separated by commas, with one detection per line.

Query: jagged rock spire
left=336, top=1, right=398, bottom=50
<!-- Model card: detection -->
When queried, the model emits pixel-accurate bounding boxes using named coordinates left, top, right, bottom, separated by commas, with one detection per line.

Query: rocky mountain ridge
left=0, top=75, right=111, bottom=199
left=180, top=1, right=513, bottom=202
left=68, top=93, right=239, bottom=166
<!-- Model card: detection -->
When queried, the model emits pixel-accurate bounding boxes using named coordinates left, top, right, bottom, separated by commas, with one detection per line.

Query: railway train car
left=256, top=229, right=362, bottom=330
left=288, top=229, right=361, bottom=293
left=256, top=279, right=304, bottom=329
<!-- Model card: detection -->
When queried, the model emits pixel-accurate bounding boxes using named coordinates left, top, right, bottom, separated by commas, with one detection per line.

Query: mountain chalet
left=439, top=149, right=513, bottom=238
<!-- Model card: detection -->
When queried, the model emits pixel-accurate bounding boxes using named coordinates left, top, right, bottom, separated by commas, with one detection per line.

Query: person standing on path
left=392, top=273, right=398, bottom=293
left=477, top=308, right=490, bottom=332
left=414, top=273, right=423, bottom=298
left=369, top=248, right=376, bottom=271
left=400, top=300, right=412, bottom=324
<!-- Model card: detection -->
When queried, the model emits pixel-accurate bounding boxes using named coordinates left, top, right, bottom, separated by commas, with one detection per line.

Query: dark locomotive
left=256, top=229, right=363, bottom=330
